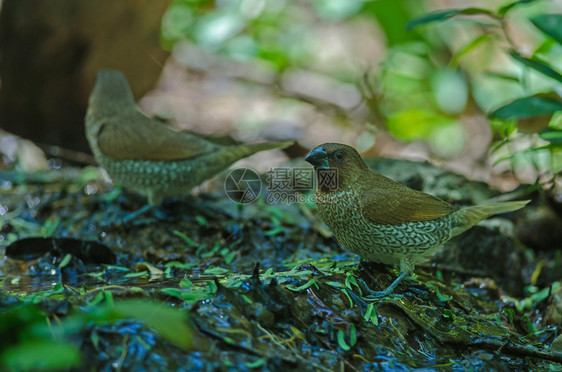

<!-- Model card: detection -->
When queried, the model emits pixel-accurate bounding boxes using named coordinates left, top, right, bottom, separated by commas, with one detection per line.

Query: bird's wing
left=361, top=186, right=457, bottom=225
left=96, top=111, right=220, bottom=160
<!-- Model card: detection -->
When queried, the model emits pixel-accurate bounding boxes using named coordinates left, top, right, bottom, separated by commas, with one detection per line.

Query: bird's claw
left=354, top=272, right=409, bottom=301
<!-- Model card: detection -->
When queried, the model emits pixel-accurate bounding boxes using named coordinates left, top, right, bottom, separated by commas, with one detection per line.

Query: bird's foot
left=355, top=271, right=409, bottom=301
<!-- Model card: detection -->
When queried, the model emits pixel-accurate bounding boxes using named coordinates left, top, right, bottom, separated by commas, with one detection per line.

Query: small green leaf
left=200, top=242, right=220, bottom=258
left=286, top=278, right=317, bottom=292
left=103, top=290, right=114, bottom=307
left=443, top=308, right=455, bottom=319
left=504, top=308, right=515, bottom=324
left=41, top=217, right=60, bottom=236
left=490, top=95, right=562, bottom=119
left=179, top=278, right=193, bottom=289
left=160, top=288, right=182, bottom=299
left=204, top=267, right=229, bottom=275
left=435, top=287, right=453, bottom=302
left=407, top=8, right=493, bottom=31
left=92, top=299, right=193, bottom=350
left=510, top=51, right=562, bottom=83
left=539, top=129, right=562, bottom=144
left=195, top=215, right=208, bottom=226
left=349, top=324, right=357, bottom=346
left=344, top=273, right=359, bottom=291
left=58, top=253, right=72, bottom=268
left=531, top=14, right=562, bottom=44
left=173, top=230, right=197, bottom=248
left=86, top=292, right=106, bottom=308
left=264, top=227, right=284, bottom=236
left=164, top=261, right=197, bottom=270
left=103, top=264, right=130, bottom=272
left=245, top=358, right=266, bottom=369
left=341, top=289, right=353, bottom=308
left=337, top=330, right=351, bottom=351
left=364, top=303, right=374, bottom=322
left=124, top=271, right=150, bottom=279
left=207, top=280, right=218, bottom=294
left=181, top=291, right=212, bottom=304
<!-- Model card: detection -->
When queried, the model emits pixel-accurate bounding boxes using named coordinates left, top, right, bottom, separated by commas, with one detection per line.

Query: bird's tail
left=197, top=140, right=294, bottom=177
left=450, top=200, right=530, bottom=236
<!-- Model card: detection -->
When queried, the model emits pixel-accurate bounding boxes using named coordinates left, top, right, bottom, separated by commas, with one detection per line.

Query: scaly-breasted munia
left=305, top=143, right=529, bottom=298
left=85, top=70, right=293, bottom=205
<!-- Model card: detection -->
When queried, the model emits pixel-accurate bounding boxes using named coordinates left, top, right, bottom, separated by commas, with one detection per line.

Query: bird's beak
left=305, top=146, right=329, bottom=169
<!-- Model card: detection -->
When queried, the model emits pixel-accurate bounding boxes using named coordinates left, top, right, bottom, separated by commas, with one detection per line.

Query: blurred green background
left=1, top=0, right=561, bottom=190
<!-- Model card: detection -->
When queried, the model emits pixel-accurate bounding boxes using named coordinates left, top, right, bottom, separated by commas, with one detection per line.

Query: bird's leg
left=120, top=192, right=165, bottom=223
left=358, top=271, right=410, bottom=300
left=121, top=204, right=154, bottom=223
left=354, top=257, right=414, bottom=300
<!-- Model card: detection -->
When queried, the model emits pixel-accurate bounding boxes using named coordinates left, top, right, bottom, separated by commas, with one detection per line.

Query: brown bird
left=305, top=143, right=529, bottom=298
left=85, top=70, right=293, bottom=205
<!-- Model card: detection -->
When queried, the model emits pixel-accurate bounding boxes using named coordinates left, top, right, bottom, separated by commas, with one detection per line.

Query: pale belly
left=316, top=190, right=452, bottom=267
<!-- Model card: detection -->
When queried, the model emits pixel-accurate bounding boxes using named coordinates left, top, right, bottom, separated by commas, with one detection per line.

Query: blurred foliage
left=161, top=0, right=562, bottom=182
left=0, top=290, right=193, bottom=371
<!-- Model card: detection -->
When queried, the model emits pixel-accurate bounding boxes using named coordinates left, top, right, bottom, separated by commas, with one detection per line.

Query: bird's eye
left=334, top=150, right=345, bottom=162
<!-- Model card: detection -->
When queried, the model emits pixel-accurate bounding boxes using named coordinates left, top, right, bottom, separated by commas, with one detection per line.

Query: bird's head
left=88, top=70, right=136, bottom=116
left=304, top=143, right=369, bottom=190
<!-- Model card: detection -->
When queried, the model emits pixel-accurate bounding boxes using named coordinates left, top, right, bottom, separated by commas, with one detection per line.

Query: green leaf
left=245, top=358, right=266, bottom=369
left=349, top=324, right=357, bottom=346
left=498, top=0, right=537, bottom=17
left=90, top=299, right=193, bottom=350
left=363, top=303, right=378, bottom=325
left=173, top=230, right=197, bottom=248
left=86, top=292, right=105, bottom=308
left=490, top=95, right=562, bottom=119
left=337, top=329, right=351, bottom=351
left=164, top=261, right=197, bottom=270
left=407, top=8, right=493, bottom=31
left=1, top=341, right=81, bottom=371
left=435, top=287, right=453, bottom=302
left=443, top=308, right=454, bottom=319
left=539, top=129, right=562, bottom=144
left=179, top=278, right=193, bottom=288
left=103, top=290, right=114, bottom=307
left=203, top=266, right=229, bottom=275
left=160, top=287, right=182, bottom=299
left=58, top=253, right=72, bottom=268
left=286, top=278, right=317, bottom=292
left=510, top=51, right=562, bottom=83
left=344, top=273, right=359, bottom=291
left=341, top=289, right=353, bottom=308
left=206, top=280, right=218, bottom=294
left=531, top=14, right=562, bottom=44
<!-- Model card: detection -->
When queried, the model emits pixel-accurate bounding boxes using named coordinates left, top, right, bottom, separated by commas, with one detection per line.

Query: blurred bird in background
left=85, top=70, right=293, bottom=206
